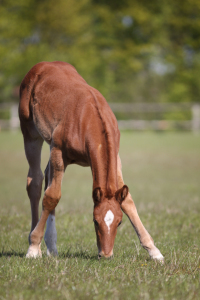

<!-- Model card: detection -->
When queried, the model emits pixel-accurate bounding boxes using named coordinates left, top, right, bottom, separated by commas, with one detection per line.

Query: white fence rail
left=0, top=102, right=200, bottom=132
left=0, top=103, right=19, bottom=130
left=109, top=103, right=200, bottom=132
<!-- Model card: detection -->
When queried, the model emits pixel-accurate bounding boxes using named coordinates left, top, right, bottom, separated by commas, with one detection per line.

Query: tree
left=0, top=0, right=200, bottom=105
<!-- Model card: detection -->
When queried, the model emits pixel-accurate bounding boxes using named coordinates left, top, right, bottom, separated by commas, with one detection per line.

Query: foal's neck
left=89, top=138, right=118, bottom=196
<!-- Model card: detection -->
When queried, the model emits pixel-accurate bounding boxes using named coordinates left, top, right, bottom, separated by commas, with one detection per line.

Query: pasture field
left=0, top=131, right=200, bottom=300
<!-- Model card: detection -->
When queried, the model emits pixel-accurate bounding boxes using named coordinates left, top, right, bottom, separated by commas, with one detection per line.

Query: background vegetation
left=0, top=131, right=200, bottom=299
left=1, top=0, right=200, bottom=105
left=0, top=2, right=200, bottom=298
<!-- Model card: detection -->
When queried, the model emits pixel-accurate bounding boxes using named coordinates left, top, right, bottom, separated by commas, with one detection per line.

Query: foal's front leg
left=117, top=155, right=164, bottom=261
left=43, top=161, right=58, bottom=256
left=27, top=147, right=64, bottom=258
left=44, top=209, right=58, bottom=256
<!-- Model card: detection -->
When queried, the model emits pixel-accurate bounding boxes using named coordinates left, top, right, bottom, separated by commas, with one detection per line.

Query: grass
left=0, top=130, right=200, bottom=299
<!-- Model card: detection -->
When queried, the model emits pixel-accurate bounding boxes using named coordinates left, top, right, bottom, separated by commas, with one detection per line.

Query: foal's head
left=92, top=185, right=129, bottom=258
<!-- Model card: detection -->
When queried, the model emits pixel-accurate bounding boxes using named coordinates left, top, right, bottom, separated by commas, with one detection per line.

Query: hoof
left=46, top=248, right=58, bottom=257
left=152, top=253, right=164, bottom=264
left=149, top=247, right=164, bottom=263
left=26, top=245, right=42, bottom=258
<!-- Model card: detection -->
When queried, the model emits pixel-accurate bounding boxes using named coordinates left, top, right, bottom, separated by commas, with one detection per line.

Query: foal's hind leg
left=117, top=155, right=164, bottom=261
left=27, top=146, right=64, bottom=258
left=44, top=161, right=58, bottom=256
left=23, top=131, right=44, bottom=257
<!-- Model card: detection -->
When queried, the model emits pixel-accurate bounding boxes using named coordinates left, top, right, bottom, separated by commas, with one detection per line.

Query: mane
left=89, top=89, right=117, bottom=198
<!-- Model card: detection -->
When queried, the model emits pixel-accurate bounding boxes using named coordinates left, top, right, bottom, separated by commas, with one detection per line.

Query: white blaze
left=104, top=210, right=114, bottom=234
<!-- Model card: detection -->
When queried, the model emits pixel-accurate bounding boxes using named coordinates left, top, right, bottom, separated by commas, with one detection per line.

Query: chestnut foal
left=19, top=61, right=163, bottom=261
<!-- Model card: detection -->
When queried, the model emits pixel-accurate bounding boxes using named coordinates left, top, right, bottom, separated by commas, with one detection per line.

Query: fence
left=0, top=102, right=200, bottom=132
left=110, top=103, right=200, bottom=132
left=0, top=103, right=19, bottom=130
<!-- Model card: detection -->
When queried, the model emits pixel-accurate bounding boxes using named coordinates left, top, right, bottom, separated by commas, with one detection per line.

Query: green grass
left=0, top=131, right=200, bottom=299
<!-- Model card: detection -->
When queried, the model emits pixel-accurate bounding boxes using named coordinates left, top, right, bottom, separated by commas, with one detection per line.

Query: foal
left=19, top=61, right=163, bottom=260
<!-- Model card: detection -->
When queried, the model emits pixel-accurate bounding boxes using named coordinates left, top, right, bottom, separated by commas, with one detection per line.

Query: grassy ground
left=0, top=131, right=200, bottom=299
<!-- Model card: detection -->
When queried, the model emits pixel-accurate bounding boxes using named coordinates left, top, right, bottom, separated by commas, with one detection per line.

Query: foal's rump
left=19, top=61, right=119, bottom=145
left=20, top=62, right=76, bottom=108
left=19, top=61, right=89, bottom=142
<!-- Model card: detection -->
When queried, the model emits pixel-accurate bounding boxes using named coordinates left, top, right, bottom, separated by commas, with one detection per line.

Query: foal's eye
left=94, top=219, right=99, bottom=226
left=118, top=221, right=122, bottom=227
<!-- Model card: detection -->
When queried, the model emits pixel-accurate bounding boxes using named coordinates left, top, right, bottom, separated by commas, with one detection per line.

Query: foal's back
left=19, top=61, right=118, bottom=149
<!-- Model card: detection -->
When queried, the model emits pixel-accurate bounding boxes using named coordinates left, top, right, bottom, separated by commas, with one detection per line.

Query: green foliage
left=0, top=131, right=200, bottom=299
left=0, top=108, right=10, bottom=120
left=0, top=0, right=200, bottom=103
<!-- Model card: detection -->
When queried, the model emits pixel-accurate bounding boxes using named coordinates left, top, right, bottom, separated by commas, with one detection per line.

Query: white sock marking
left=149, top=246, right=164, bottom=262
left=104, top=210, right=114, bottom=234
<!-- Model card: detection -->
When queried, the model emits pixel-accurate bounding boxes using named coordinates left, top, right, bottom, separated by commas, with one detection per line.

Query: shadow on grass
left=0, top=250, right=25, bottom=258
left=0, top=248, right=97, bottom=260
left=58, top=249, right=97, bottom=260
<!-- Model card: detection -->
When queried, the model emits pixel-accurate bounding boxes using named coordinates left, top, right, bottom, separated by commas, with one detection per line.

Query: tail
left=19, top=69, right=38, bottom=122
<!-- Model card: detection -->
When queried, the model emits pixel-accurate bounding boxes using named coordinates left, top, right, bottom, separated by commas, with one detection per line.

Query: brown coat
left=19, top=61, right=163, bottom=260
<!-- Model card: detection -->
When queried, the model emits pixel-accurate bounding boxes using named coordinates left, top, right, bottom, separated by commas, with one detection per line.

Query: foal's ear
left=115, top=185, right=129, bottom=204
left=93, top=187, right=103, bottom=204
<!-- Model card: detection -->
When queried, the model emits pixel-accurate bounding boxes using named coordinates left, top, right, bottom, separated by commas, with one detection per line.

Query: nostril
left=98, top=251, right=113, bottom=259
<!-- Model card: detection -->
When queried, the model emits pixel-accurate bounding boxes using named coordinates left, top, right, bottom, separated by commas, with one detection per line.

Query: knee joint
left=43, top=188, right=61, bottom=211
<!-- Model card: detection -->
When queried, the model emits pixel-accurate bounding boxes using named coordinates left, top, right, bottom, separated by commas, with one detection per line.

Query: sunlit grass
left=0, top=131, right=200, bottom=299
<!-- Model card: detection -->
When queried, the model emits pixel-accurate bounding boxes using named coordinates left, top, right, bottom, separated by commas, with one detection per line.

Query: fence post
left=192, top=104, right=200, bottom=133
left=10, top=104, right=19, bottom=130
